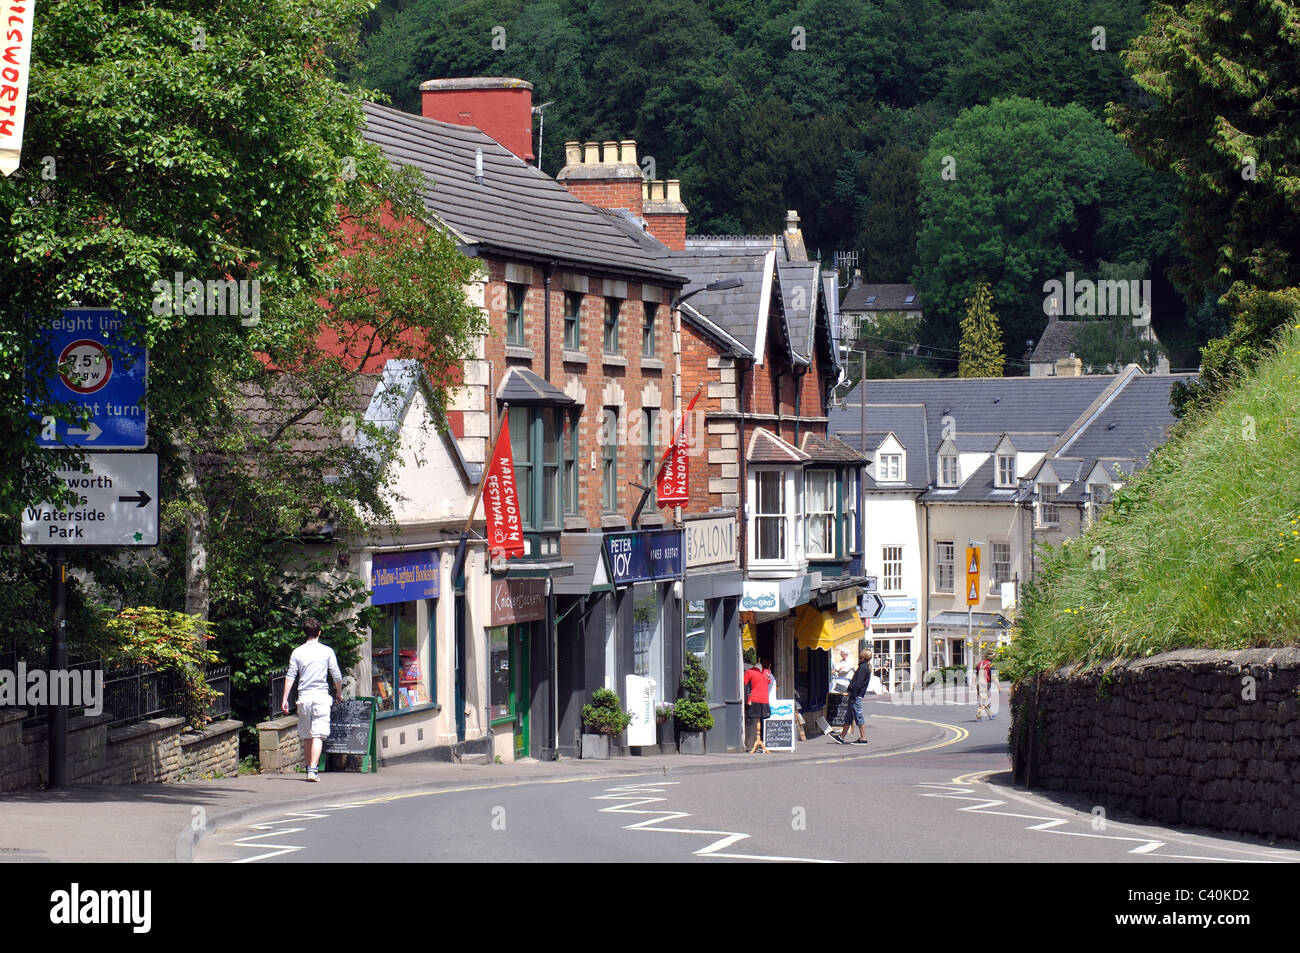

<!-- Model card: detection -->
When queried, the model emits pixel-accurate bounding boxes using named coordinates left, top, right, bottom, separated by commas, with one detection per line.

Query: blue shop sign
left=606, top=530, right=682, bottom=585
left=371, top=550, right=440, bottom=605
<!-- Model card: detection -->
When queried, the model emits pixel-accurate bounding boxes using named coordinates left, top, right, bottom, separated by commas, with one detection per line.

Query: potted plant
left=655, top=702, right=675, bottom=753
left=674, top=654, right=714, bottom=754
left=581, top=687, right=633, bottom=759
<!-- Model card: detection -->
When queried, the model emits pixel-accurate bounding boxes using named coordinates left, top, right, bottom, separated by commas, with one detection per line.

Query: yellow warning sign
left=966, top=546, right=980, bottom=606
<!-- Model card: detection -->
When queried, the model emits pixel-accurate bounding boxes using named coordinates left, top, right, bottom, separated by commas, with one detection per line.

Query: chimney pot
left=666, top=179, right=681, bottom=202
left=564, top=141, right=581, bottom=166
left=601, top=140, right=619, bottom=164
left=583, top=142, right=600, bottom=164
left=620, top=139, right=637, bottom=165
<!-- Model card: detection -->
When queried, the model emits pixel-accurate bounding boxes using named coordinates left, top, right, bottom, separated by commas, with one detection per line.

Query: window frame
left=563, top=291, right=583, bottom=351
left=509, top=405, right=576, bottom=535
left=506, top=282, right=527, bottom=346
left=882, top=545, right=904, bottom=593
left=935, top=540, right=955, bottom=592
left=997, top=454, right=1016, bottom=487
left=750, top=467, right=802, bottom=566
left=642, top=408, right=659, bottom=490
left=1037, top=483, right=1059, bottom=526
left=939, top=454, right=959, bottom=487
left=601, top=406, right=619, bottom=513
left=991, top=541, right=1011, bottom=588
left=879, top=453, right=902, bottom=482
left=603, top=297, right=621, bottom=353
left=642, top=301, right=657, bottom=357
left=804, top=468, right=836, bottom=559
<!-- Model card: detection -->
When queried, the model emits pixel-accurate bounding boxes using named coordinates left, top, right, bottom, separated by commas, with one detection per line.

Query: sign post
left=966, top=545, right=981, bottom=686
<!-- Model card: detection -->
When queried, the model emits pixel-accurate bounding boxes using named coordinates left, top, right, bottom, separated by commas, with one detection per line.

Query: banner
left=655, top=388, right=701, bottom=507
left=0, top=0, right=35, bottom=177
left=483, top=414, right=525, bottom=558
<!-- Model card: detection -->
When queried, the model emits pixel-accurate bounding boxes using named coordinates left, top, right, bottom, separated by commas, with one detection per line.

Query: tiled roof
left=361, top=102, right=684, bottom=285
left=669, top=246, right=771, bottom=355
left=747, top=427, right=810, bottom=464
left=1030, top=319, right=1082, bottom=364
left=801, top=432, right=865, bottom=464
left=497, top=366, right=577, bottom=405
left=841, top=283, right=920, bottom=312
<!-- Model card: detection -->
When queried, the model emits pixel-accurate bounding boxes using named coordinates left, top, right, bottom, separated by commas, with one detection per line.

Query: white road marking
left=917, top=781, right=1293, bottom=862
left=592, top=782, right=839, bottom=863
left=219, top=804, right=368, bottom=863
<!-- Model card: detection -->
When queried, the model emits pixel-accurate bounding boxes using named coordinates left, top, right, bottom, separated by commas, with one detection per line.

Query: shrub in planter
left=674, top=654, right=714, bottom=733
left=581, top=687, right=634, bottom=736
left=655, top=702, right=674, bottom=724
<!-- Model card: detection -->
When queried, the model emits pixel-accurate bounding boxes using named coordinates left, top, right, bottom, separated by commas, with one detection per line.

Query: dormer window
left=1037, top=483, right=1059, bottom=526
left=997, top=454, right=1015, bottom=487
left=1089, top=483, right=1112, bottom=523
left=940, top=454, right=959, bottom=487
left=878, top=453, right=902, bottom=482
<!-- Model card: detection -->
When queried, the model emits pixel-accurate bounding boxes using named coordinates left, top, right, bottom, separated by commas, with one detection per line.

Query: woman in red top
left=744, top=660, right=771, bottom=751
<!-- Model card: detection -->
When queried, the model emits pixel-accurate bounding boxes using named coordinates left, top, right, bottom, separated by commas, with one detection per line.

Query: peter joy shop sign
left=371, top=550, right=440, bottom=606
left=605, top=530, right=683, bottom=585
left=0, top=0, right=34, bottom=178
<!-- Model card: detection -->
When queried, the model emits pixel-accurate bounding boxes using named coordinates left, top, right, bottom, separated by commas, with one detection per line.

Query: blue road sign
left=31, top=309, right=148, bottom=449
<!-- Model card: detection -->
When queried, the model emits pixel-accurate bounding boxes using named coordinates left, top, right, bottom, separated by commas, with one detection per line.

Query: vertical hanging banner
left=0, top=0, right=35, bottom=177
left=483, top=413, right=525, bottom=558
left=656, top=388, right=701, bottom=507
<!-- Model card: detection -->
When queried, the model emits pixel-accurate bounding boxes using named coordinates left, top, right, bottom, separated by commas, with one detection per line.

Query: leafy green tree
left=1108, top=0, right=1300, bottom=299
left=913, top=97, right=1178, bottom=360
left=858, top=145, right=921, bottom=282
left=958, top=280, right=1005, bottom=377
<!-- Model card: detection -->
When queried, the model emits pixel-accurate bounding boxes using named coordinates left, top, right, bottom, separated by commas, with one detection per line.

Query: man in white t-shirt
left=281, top=618, right=344, bottom=781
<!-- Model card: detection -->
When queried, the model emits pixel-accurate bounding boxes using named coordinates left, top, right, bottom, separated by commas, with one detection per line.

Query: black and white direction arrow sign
left=865, top=591, right=886, bottom=619
left=21, top=453, right=158, bottom=546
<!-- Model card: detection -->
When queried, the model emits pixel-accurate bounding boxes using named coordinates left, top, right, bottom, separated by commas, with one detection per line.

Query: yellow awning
left=742, top=621, right=756, bottom=648
left=794, top=604, right=864, bottom=651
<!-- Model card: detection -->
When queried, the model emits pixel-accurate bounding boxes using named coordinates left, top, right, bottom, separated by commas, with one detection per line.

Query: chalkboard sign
left=827, top=692, right=851, bottom=726
left=320, top=697, right=377, bottom=772
left=763, top=716, right=795, bottom=752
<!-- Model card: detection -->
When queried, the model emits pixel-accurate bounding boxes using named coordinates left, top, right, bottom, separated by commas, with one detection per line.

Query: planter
left=677, top=729, right=706, bottom=755
left=580, top=733, right=611, bottom=760
left=656, top=719, right=675, bottom=754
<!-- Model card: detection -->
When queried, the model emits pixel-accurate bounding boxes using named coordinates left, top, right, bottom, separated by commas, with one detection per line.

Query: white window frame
left=882, top=545, right=903, bottom=593
left=844, top=469, right=859, bottom=553
left=1037, top=483, right=1059, bottom=526
left=805, top=469, right=836, bottom=558
left=749, top=467, right=802, bottom=570
left=1089, top=482, right=1112, bottom=524
left=991, top=541, right=1011, bottom=591
left=878, top=453, right=902, bottom=482
left=940, top=454, right=959, bottom=487
left=935, top=541, right=955, bottom=592
left=997, top=454, right=1015, bottom=487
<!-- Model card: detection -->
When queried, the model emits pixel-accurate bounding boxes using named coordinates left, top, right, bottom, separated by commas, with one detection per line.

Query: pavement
left=0, top=699, right=958, bottom=863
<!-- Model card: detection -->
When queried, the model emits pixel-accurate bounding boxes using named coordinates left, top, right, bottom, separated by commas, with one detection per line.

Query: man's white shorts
left=297, top=694, right=333, bottom=740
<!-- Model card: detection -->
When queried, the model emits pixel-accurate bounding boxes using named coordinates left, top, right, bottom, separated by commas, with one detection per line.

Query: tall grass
left=1001, top=321, right=1300, bottom=681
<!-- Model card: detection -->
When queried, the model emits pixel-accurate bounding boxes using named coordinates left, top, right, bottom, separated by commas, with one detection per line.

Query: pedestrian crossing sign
left=966, top=546, right=980, bottom=606
left=968, top=580, right=979, bottom=602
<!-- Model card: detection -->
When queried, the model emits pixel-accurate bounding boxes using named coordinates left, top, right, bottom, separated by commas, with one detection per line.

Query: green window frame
left=642, top=302, right=657, bottom=357
left=509, top=405, right=575, bottom=533
left=506, top=283, right=526, bottom=345
left=373, top=598, right=436, bottom=717
left=601, top=406, right=618, bottom=513
left=564, top=291, right=582, bottom=350
left=603, top=297, right=620, bottom=353
left=642, top=408, right=658, bottom=489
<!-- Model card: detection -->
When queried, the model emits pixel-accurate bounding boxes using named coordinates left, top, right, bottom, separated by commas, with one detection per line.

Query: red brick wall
left=644, top=213, right=686, bottom=251
left=421, top=86, right=534, bottom=161
left=561, top=179, right=644, bottom=216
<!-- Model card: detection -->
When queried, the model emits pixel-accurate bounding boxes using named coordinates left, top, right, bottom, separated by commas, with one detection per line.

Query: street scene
left=0, top=0, right=1296, bottom=936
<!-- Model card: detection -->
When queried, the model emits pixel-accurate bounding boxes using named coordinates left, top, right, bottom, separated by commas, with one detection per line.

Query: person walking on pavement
left=744, top=655, right=772, bottom=752
left=975, top=651, right=996, bottom=720
left=831, top=648, right=873, bottom=745
left=281, top=617, right=345, bottom=781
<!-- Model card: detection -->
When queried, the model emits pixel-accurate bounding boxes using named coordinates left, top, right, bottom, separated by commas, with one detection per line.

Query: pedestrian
left=281, top=617, right=345, bottom=782
left=831, top=648, right=873, bottom=745
left=744, top=655, right=771, bottom=752
left=975, top=651, right=995, bottom=720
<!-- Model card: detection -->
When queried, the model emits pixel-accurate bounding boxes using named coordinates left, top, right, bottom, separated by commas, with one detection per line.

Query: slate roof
left=776, top=260, right=820, bottom=364
left=361, top=102, right=685, bottom=285
left=670, top=246, right=772, bottom=358
left=497, top=366, right=577, bottom=405
left=833, top=404, right=931, bottom=489
left=1030, top=319, right=1082, bottom=364
left=841, top=283, right=921, bottom=313
left=801, top=432, right=865, bottom=464
left=747, top=427, right=810, bottom=464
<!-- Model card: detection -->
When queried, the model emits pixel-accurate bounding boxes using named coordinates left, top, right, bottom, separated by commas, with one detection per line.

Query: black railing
left=0, top=658, right=231, bottom=729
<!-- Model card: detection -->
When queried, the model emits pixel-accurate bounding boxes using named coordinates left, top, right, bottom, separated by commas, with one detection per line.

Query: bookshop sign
left=371, top=550, right=440, bottom=606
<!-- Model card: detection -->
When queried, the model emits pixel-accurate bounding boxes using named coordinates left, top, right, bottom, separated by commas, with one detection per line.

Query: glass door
left=513, top=624, right=530, bottom=759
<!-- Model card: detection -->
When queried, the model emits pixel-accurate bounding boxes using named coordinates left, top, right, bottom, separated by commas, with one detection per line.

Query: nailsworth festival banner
left=0, top=0, right=34, bottom=177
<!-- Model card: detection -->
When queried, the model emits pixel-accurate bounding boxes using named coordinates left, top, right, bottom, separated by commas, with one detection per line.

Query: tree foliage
left=958, top=280, right=1005, bottom=377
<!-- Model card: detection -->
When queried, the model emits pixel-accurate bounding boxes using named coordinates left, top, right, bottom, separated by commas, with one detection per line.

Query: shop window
left=372, top=599, right=434, bottom=713
left=632, top=583, right=664, bottom=702
left=563, top=291, right=582, bottom=350
left=686, top=599, right=709, bottom=675
left=489, top=627, right=512, bottom=721
left=506, top=283, right=526, bottom=345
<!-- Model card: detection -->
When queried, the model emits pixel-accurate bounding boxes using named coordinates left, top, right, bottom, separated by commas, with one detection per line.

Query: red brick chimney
left=642, top=179, right=688, bottom=251
left=555, top=140, right=644, bottom=215
left=419, top=77, right=534, bottom=162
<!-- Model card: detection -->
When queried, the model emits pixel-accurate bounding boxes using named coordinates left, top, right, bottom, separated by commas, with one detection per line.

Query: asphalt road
left=196, top=695, right=1300, bottom=864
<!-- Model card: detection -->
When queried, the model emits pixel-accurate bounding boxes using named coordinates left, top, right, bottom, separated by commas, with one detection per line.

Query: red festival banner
left=656, top=388, right=702, bottom=507
left=483, top=414, right=525, bottom=558
left=0, top=0, right=35, bottom=178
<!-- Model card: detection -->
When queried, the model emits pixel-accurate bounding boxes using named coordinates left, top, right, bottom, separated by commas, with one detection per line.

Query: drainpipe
left=922, top=499, right=931, bottom=686
left=543, top=264, right=555, bottom=382
left=738, top=357, right=751, bottom=576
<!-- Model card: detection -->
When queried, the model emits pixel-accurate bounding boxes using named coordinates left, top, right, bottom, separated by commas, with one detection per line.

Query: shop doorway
left=489, top=624, right=532, bottom=760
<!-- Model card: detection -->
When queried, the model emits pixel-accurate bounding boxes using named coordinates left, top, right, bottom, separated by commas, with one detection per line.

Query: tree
left=1108, top=0, right=1300, bottom=299
left=958, top=280, right=1005, bottom=377
left=913, top=97, right=1179, bottom=360
left=858, top=145, right=921, bottom=282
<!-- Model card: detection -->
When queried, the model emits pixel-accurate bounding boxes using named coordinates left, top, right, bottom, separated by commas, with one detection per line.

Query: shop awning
left=794, top=604, right=864, bottom=651
left=742, top=621, right=756, bottom=649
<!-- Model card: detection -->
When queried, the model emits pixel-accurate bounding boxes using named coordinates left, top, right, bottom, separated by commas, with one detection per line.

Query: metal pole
left=50, top=551, right=68, bottom=788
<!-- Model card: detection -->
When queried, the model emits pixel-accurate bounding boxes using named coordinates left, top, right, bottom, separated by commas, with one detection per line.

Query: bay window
left=508, top=404, right=578, bottom=536
left=805, top=469, right=835, bottom=558
left=750, top=468, right=802, bottom=569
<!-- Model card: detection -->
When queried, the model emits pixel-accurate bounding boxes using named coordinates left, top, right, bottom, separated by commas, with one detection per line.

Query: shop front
left=871, top=596, right=920, bottom=691
left=682, top=513, right=743, bottom=752
left=740, top=574, right=812, bottom=732
left=487, top=576, right=547, bottom=762
left=927, top=610, right=1011, bottom=680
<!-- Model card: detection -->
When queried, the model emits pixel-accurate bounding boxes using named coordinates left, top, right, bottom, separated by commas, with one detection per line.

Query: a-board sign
left=321, top=697, right=377, bottom=772
left=827, top=692, right=851, bottom=725
left=763, top=697, right=796, bottom=752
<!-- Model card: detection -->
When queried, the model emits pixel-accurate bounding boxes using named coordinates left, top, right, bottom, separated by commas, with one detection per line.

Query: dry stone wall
left=1010, top=648, right=1300, bottom=840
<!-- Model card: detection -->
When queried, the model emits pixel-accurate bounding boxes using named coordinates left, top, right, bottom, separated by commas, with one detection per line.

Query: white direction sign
left=22, top=453, right=158, bottom=546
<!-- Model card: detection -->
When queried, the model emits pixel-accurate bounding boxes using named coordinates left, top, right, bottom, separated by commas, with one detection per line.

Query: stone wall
left=0, top=709, right=242, bottom=791
left=256, top=714, right=306, bottom=773
left=1010, top=647, right=1300, bottom=840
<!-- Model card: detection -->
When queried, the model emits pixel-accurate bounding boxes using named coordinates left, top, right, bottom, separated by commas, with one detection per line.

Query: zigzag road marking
left=916, top=781, right=1281, bottom=863
left=592, top=782, right=838, bottom=863
left=224, top=803, right=368, bottom=864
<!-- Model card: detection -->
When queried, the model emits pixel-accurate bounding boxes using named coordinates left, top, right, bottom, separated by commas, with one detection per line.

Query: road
left=196, top=694, right=1300, bottom=864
